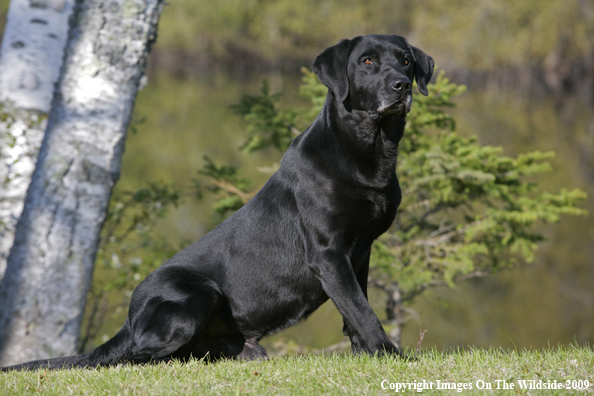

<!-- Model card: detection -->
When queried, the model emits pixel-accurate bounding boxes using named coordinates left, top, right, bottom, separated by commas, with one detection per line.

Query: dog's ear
left=312, top=39, right=352, bottom=102
left=409, top=45, right=434, bottom=96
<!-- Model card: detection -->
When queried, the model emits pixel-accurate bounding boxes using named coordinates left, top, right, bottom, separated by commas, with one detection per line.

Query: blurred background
left=1, top=0, right=593, bottom=353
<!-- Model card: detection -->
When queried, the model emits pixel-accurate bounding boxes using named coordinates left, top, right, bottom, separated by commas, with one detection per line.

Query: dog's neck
left=322, top=92, right=405, bottom=185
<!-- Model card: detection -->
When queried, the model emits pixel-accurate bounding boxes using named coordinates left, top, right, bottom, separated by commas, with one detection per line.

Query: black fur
left=1, top=34, right=433, bottom=371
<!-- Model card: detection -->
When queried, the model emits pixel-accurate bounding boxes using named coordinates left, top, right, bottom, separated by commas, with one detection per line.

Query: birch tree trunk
left=0, top=0, right=164, bottom=366
left=0, top=0, right=75, bottom=280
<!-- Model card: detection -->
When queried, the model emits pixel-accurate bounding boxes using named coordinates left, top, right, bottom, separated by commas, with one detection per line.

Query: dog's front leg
left=342, top=251, right=370, bottom=354
left=312, top=251, right=400, bottom=356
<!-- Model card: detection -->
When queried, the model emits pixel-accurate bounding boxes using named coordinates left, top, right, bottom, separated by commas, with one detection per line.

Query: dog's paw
left=380, top=343, right=418, bottom=361
left=377, top=341, right=414, bottom=360
left=380, top=342, right=400, bottom=355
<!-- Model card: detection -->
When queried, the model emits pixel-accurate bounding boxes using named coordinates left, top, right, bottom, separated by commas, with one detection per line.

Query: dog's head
left=312, top=35, right=434, bottom=117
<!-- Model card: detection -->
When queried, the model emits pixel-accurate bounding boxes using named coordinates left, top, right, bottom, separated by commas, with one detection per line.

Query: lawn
left=1, top=346, right=593, bottom=395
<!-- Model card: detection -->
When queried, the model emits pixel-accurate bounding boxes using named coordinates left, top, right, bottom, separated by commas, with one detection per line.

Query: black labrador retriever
left=1, top=34, right=433, bottom=371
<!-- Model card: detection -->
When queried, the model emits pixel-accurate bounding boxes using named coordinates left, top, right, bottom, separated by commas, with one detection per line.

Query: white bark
left=0, top=0, right=75, bottom=280
left=0, top=0, right=164, bottom=365
left=0, top=0, right=74, bottom=111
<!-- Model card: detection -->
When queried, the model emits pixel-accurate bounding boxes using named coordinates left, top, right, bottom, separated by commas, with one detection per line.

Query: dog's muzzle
left=376, top=92, right=412, bottom=116
left=375, top=77, right=413, bottom=116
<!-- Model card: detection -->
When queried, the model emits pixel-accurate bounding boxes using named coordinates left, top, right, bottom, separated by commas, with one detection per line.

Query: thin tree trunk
left=0, top=0, right=75, bottom=280
left=0, top=0, right=164, bottom=366
left=385, top=285, right=405, bottom=348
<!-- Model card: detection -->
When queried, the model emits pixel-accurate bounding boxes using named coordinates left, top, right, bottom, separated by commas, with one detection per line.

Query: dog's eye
left=403, top=58, right=410, bottom=66
left=363, top=58, right=373, bottom=65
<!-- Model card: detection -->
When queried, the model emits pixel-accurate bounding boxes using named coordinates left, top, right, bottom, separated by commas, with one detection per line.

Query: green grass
left=2, top=346, right=593, bottom=395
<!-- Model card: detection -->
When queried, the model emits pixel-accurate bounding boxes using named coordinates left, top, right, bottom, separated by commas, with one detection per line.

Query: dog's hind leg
left=126, top=285, right=222, bottom=363
left=237, top=338, right=268, bottom=360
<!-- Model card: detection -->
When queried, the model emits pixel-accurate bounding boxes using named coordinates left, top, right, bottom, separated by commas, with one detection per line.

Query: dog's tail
left=0, top=320, right=132, bottom=372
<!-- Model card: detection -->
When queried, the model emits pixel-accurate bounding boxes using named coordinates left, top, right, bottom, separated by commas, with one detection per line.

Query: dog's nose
left=391, top=78, right=411, bottom=93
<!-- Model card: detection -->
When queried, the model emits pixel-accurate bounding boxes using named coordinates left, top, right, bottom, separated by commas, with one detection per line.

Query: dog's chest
left=337, top=184, right=399, bottom=244
left=363, top=189, right=398, bottom=236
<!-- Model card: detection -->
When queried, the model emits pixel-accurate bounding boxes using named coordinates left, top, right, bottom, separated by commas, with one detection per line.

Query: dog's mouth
left=376, top=94, right=412, bottom=117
